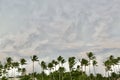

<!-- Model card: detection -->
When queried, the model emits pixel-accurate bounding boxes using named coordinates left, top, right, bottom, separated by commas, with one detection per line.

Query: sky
left=0, top=0, right=120, bottom=75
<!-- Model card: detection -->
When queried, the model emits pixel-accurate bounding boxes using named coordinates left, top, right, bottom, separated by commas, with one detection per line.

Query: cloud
left=0, top=0, right=120, bottom=75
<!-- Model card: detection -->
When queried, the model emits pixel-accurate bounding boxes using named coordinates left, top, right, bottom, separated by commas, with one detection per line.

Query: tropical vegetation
left=0, top=53, right=119, bottom=80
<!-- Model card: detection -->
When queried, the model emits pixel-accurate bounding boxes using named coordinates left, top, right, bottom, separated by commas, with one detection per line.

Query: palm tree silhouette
left=48, top=62, right=53, bottom=80
left=6, top=57, right=13, bottom=77
left=12, top=62, right=19, bottom=78
left=20, top=58, right=27, bottom=76
left=92, top=60, right=97, bottom=75
left=31, top=55, right=39, bottom=80
left=58, top=67, right=65, bottom=80
left=81, top=58, right=88, bottom=74
left=104, top=60, right=112, bottom=79
left=87, top=52, right=95, bottom=75
left=40, top=61, right=47, bottom=80
left=68, top=57, right=76, bottom=80
left=57, top=56, right=63, bottom=80
left=52, top=60, right=57, bottom=71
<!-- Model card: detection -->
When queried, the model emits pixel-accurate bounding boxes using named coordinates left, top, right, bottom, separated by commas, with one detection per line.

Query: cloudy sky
left=0, top=0, right=120, bottom=74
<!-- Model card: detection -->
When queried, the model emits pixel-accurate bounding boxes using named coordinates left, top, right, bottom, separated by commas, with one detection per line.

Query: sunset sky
left=0, top=0, right=120, bottom=74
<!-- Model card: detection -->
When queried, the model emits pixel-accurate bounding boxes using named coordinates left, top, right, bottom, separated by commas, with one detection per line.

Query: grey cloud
left=0, top=39, right=14, bottom=49
left=0, top=0, right=120, bottom=74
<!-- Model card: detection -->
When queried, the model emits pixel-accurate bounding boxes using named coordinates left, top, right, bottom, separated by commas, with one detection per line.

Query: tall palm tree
left=6, top=57, right=13, bottom=77
left=78, top=59, right=83, bottom=72
left=54, top=61, right=58, bottom=71
left=57, top=56, right=63, bottom=67
left=20, top=58, right=27, bottom=76
left=61, top=59, right=66, bottom=80
left=109, top=55, right=115, bottom=72
left=52, top=60, right=56, bottom=71
left=57, top=56, right=63, bottom=80
left=31, top=55, right=39, bottom=80
left=104, top=60, right=112, bottom=79
left=92, top=60, right=97, bottom=75
left=87, top=52, right=95, bottom=75
left=58, top=67, right=65, bottom=80
left=12, top=62, right=19, bottom=78
left=61, top=59, right=66, bottom=67
left=81, top=58, right=88, bottom=74
left=40, top=61, right=47, bottom=80
left=68, top=57, right=76, bottom=80
left=20, top=58, right=26, bottom=67
left=48, top=62, right=54, bottom=80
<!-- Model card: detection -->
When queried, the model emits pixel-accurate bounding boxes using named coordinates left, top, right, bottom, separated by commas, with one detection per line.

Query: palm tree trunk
left=59, top=64, right=60, bottom=80
left=89, top=59, right=91, bottom=75
left=70, top=70, right=72, bottom=80
left=93, top=66, right=96, bottom=75
left=93, top=66, right=96, bottom=80
left=33, top=61, right=34, bottom=80
left=42, top=70, right=44, bottom=80
left=89, top=60, right=91, bottom=80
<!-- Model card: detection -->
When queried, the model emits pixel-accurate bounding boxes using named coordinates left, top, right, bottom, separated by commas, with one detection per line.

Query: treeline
left=0, top=52, right=120, bottom=80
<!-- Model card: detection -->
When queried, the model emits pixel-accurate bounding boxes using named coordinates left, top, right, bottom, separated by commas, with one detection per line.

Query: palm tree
left=68, top=57, right=76, bottom=80
left=20, top=58, right=27, bottom=76
left=52, top=60, right=56, bottom=71
left=87, top=52, right=95, bottom=75
left=20, top=58, right=26, bottom=67
left=31, top=55, right=39, bottom=80
left=57, top=56, right=63, bottom=67
left=61, top=59, right=66, bottom=67
left=81, top=58, right=88, bottom=74
left=57, top=56, right=63, bottom=80
left=12, top=62, right=19, bottom=78
left=48, top=62, right=54, bottom=80
left=40, top=61, right=47, bottom=80
left=6, top=57, right=13, bottom=77
left=58, top=67, right=65, bottom=80
left=109, top=55, right=115, bottom=72
left=92, top=60, right=97, bottom=76
left=52, top=60, right=58, bottom=71
left=104, top=60, right=112, bottom=79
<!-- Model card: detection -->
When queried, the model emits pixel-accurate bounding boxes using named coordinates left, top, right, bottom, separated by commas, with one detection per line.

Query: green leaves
left=31, top=55, right=39, bottom=62
left=68, top=57, right=76, bottom=71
